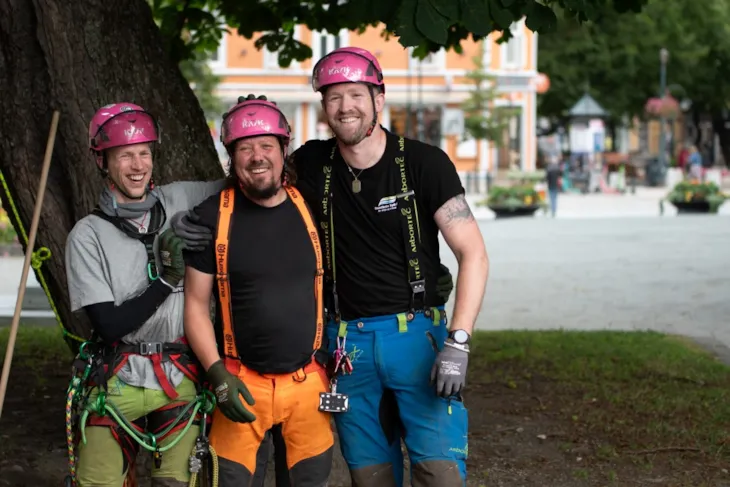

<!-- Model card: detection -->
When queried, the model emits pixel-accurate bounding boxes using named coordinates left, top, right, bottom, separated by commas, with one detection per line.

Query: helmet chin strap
left=365, top=85, right=378, bottom=137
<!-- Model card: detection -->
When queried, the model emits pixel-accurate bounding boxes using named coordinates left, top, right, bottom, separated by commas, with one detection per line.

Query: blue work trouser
left=325, top=307, right=468, bottom=487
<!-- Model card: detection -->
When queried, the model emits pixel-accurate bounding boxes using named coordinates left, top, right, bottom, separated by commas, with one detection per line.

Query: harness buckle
left=410, top=279, right=426, bottom=295
left=139, top=342, right=163, bottom=355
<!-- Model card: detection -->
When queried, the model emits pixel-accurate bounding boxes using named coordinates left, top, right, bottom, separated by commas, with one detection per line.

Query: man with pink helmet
left=182, top=95, right=334, bottom=487
left=65, top=102, right=226, bottom=486
left=295, top=46, right=489, bottom=486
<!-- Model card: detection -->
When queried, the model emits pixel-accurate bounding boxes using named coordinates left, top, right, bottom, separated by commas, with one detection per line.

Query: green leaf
left=525, top=2, right=558, bottom=33
left=459, top=0, right=492, bottom=37
left=489, top=0, right=515, bottom=30
left=430, top=0, right=460, bottom=22
left=392, top=0, right=428, bottom=47
left=500, top=0, right=516, bottom=7
left=415, top=0, right=451, bottom=45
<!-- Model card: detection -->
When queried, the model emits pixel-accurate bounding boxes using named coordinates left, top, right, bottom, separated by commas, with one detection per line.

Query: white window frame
left=262, top=26, right=302, bottom=70
left=312, top=29, right=350, bottom=64
left=208, top=32, right=227, bottom=72
left=501, top=19, right=524, bottom=69
left=407, top=47, right=445, bottom=71
left=482, top=34, right=492, bottom=69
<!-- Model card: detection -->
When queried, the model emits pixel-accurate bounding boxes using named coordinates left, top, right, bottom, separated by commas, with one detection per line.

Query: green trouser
left=76, top=374, right=199, bottom=487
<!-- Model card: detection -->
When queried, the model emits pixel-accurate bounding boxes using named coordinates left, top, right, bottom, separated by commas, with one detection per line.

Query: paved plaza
left=2, top=190, right=729, bottom=352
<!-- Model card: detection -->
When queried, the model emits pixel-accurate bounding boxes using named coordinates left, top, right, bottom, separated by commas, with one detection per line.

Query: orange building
left=208, top=21, right=539, bottom=183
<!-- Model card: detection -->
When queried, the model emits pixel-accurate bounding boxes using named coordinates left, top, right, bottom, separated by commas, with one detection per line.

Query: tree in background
left=0, top=0, right=650, bottom=346
left=462, top=44, right=518, bottom=148
left=537, top=0, right=730, bottom=163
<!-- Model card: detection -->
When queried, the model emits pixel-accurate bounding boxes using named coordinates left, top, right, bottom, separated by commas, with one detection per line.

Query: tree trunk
left=712, top=112, right=730, bottom=168
left=0, top=0, right=224, bottom=350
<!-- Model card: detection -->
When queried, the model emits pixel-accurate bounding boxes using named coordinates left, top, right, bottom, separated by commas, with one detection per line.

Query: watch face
left=453, top=330, right=469, bottom=344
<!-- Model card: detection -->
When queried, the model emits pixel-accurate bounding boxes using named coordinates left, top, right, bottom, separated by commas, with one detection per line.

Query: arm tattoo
left=439, top=195, right=474, bottom=226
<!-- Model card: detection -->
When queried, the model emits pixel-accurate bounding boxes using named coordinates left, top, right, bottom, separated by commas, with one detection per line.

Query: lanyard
left=319, top=136, right=427, bottom=322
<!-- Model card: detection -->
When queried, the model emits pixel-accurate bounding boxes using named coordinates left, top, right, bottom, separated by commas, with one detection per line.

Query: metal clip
left=139, top=342, right=163, bottom=355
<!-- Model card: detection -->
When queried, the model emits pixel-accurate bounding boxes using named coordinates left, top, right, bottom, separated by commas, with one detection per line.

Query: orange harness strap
left=215, top=185, right=325, bottom=376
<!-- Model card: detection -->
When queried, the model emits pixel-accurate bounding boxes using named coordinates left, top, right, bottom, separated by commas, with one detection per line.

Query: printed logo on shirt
left=373, top=190, right=415, bottom=214
left=374, top=195, right=397, bottom=213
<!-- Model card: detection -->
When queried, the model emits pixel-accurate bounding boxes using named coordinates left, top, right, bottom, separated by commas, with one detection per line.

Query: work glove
left=170, top=210, right=212, bottom=252
left=158, top=228, right=186, bottom=285
left=430, top=339, right=469, bottom=398
left=436, top=263, right=454, bottom=302
left=206, top=360, right=257, bottom=423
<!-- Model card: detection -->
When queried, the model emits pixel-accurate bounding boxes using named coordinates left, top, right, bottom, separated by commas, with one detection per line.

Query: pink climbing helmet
left=312, top=47, right=385, bottom=93
left=220, top=99, right=292, bottom=152
left=88, top=103, right=159, bottom=154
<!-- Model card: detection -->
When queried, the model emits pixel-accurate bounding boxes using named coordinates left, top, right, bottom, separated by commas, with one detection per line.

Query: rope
left=0, top=168, right=85, bottom=343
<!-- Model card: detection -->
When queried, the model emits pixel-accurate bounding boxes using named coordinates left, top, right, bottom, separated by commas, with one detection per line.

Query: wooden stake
left=0, top=110, right=60, bottom=419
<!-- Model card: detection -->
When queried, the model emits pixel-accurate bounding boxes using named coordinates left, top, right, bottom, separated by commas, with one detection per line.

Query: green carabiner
left=147, top=262, right=159, bottom=281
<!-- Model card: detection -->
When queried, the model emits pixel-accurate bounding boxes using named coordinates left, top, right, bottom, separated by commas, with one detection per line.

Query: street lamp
left=658, top=48, right=669, bottom=169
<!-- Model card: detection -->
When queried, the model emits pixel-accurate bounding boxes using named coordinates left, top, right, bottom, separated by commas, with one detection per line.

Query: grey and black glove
left=436, top=263, right=454, bottom=302
left=158, top=228, right=186, bottom=286
left=170, top=210, right=212, bottom=252
left=207, top=360, right=256, bottom=424
left=431, top=338, right=469, bottom=398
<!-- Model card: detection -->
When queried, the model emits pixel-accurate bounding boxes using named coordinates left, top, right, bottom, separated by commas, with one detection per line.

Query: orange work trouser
left=209, top=359, right=334, bottom=486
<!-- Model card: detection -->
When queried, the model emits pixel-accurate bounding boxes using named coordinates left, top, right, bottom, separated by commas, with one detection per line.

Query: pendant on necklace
left=138, top=225, right=147, bottom=234
left=352, top=179, right=362, bottom=194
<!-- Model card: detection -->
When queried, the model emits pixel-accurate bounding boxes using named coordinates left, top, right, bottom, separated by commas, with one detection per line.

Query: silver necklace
left=345, top=165, right=365, bottom=193
left=128, top=211, right=150, bottom=233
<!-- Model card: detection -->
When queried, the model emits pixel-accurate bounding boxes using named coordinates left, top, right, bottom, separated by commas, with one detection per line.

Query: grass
left=0, top=325, right=73, bottom=378
left=2, top=326, right=729, bottom=455
left=469, top=329, right=730, bottom=458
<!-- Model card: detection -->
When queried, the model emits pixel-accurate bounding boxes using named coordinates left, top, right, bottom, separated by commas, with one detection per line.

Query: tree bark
left=712, top=112, right=730, bottom=168
left=0, top=0, right=224, bottom=349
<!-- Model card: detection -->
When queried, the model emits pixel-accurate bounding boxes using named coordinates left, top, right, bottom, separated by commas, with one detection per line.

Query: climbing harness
left=91, top=202, right=166, bottom=283
left=0, top=168, right=86, bottom=344
left=214, top=184, right=328, bottom=376
left=63, top=340, right=220, bottom=487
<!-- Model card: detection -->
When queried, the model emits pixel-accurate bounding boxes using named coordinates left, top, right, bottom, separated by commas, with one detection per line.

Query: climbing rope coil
left=0, top=169, right=221, bottom=486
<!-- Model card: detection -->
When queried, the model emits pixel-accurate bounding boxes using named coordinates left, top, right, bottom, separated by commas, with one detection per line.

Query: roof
left=568, top=93, right=608, bottom=118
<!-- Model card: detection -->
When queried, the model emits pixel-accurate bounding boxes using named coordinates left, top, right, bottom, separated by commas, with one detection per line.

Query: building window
left=313, top=29, right=349, bottom=63
left=389, top=105, right=443, bottom=147
left=262, top=27, right=301, bottom=70
left=208, top=33, right=227, bottom=72
left=502, top=19, right=524, bottom=69
left=408, top=48, right=445, bottom=71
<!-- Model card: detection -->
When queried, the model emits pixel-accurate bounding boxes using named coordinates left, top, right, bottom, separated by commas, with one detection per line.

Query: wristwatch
left=449, top=329, right=471, bottom=345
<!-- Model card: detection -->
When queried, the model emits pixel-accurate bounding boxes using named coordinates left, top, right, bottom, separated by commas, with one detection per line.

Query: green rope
left=79, top=390, right=214, bottom=453
left=0, top=168, right=85, bottom=343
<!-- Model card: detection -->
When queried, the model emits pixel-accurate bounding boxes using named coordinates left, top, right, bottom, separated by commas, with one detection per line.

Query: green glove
left=207, top=360, right=256, bottom=423
left=158, top=228, right=186, bottom=285
left=436, top=263, right=454, bottom=302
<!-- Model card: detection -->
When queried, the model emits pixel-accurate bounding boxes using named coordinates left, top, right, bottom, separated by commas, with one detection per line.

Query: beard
left=237, top=160, right=282, bottom=200
left=330, top=114, right=371, bottom=146
left=242, top=178, right=281, bottom=200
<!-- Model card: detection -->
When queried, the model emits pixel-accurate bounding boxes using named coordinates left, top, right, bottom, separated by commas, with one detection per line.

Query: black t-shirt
left=183, top=186, right=318, bottom=374
left=292, top=128, right=465, bottom=321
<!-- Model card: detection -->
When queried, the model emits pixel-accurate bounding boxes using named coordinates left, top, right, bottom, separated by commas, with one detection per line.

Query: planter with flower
left=663, top=181, right=728, bottom=214
left=478, top=183, right=546, bottom=218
